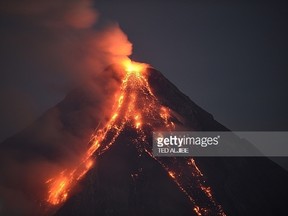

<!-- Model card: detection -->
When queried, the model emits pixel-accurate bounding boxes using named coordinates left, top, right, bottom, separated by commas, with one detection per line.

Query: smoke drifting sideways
left=0, top=0, right=132, bottom=215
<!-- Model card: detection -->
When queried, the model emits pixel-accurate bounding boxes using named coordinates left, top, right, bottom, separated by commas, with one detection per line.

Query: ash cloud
left=0, top=0, right=132, bottom=215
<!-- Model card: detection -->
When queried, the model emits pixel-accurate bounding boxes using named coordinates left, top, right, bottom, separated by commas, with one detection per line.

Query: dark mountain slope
left=0, top=67, right=287, bottom=216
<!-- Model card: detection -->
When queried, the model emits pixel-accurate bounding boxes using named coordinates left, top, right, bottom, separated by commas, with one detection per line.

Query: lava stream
left=45, top=58, right=225, bottom=216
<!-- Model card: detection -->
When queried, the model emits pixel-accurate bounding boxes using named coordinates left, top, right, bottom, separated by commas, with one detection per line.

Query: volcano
left=1, top=61, right=288, bottom=216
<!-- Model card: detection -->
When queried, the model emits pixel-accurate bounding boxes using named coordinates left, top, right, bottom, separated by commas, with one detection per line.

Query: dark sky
left=95, top=0, right=288, bottom=131
left=1, top=0, right=288, bottom=142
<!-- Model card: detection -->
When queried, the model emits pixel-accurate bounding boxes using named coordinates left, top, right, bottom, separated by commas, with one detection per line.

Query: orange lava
left=45, top=58, right=225, bottom=215
left=45, top=58, right=153, bottom=206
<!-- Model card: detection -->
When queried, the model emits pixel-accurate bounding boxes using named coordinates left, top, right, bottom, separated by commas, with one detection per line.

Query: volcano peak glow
left=122, top=58, right=148, bottom=76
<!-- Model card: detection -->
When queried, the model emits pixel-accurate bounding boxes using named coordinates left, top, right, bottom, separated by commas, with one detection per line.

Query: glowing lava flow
left=45, top=58, right=154, bottom=206
left=45, top=58, right=225, bottom=215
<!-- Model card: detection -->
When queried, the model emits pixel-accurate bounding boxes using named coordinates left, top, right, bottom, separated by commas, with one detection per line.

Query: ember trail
left=45, top=58, right=225, bottom=215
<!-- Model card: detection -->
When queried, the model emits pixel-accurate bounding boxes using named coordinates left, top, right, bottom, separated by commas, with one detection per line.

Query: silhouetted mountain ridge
left=1, top=67, right=287, bottom=216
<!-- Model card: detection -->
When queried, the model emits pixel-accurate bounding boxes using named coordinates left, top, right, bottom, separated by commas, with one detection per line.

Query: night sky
left=1, top=0, right=288, bottom=142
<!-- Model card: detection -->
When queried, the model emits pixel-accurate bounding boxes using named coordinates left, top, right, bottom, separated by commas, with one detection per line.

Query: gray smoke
left=0, top=0, right=132, bottom=215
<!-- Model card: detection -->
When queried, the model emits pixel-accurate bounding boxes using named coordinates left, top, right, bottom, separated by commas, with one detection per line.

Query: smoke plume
left=0, top=0, right=132, bottom=215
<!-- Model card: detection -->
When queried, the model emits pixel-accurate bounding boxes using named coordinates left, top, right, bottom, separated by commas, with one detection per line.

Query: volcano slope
left=55, top=67, right=288, bottom=216
left=0, top=66, right=288, bottom=216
